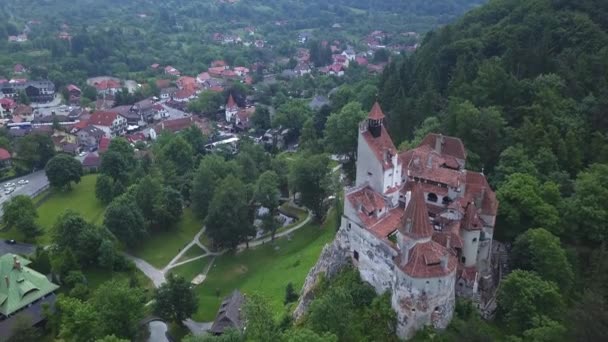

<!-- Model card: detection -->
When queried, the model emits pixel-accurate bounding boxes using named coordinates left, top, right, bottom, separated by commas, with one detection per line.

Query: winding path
left=126, top=209, right=312, bottom=335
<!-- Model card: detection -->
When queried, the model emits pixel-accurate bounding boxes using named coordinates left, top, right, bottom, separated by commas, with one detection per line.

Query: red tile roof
left=98, top=136, right=110, bottom=153
left=66, top=84, right=81, bottom=93
left=399, top=183, right=433, bottom=239
left=90, top=111, right=122, bottom=127
left=211, top=60, right=227, bottom=68
left=73, top=120, right=89, bottom=130
left=368, top=102, right=385, bottom=120
left=361, top=125, right=397, bottom=170
left=399, top=240, right=457, bottom=278
left=400, top=144, right=465, bottom=188
left=420, top=133, right=466, bottom=161
left=226, top=94, right=237, bottom=109
left=465, top=171, right=498, bottom=217
left=0, top=148, right=11, bottom=161
left=94, top=80, right=121, bottom=90
left=462, top=202, right=482, bottom=231
left=174, top=87, right=196, bottom=100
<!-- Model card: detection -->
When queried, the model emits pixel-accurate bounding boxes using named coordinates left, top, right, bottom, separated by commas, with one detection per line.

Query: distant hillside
left=379, top=0, right=608, bottom=174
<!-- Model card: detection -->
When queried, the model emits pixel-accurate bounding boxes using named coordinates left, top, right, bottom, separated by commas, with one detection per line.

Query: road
left=0, top=240, right=36, bottom=255
left=0, top=171, right=49, bottom=216
left=161, top=103, right=191, bottom=120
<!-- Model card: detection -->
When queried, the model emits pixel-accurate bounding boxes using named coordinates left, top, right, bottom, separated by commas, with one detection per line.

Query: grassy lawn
left=169, top=256, right=213, bottom=283
left=190, top=211, right=337, bottom=321
left=83, top=266, right=154, bottom=292
left=131, top=208, right=203, bottom=269
left=0, top=174, right=102, bottom=244
left=177, top=244, right=206, bottom=263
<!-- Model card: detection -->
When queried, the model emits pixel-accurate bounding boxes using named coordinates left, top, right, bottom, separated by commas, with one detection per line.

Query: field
left=0, top=174, right=102, bottom=244
left=169, top=256, right=214, bottom=283
left=131, top=208, right=203, bottom=269
left=189, top=212, right=337, bottom=321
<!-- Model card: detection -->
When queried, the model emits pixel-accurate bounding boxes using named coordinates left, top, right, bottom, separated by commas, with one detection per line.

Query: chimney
left=446, top=234, right=451, bottom=249
left=435, top=134, right=444, bottom=154
left=440, top=254, right=448, bottom=271
left=383, top=149, right=388, bottom=163
left=13, top=255, right=21, bottom=271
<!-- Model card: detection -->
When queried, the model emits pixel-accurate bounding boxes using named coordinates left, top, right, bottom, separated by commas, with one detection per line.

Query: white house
left=89, top=111, right=128, bottom=137
left=225, top=94, right=239, bottom=122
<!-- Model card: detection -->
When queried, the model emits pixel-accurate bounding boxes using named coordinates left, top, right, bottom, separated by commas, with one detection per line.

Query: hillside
left=379, top=0, right=608, bottom=339
left=380, top=0, right=608, bottom=170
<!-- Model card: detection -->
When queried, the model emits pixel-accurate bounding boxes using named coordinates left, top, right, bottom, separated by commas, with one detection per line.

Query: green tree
left=284, top=282, right=298, bottom=304
left=104, top=194, right=147, bottom=247
left=91, top=280, right=145, bottom=339
left=282, top=328, right=338, bottom=342
left=52, top=210, right=106, bottom=266
left=492, top=145, right=539, bottom=186
left=497, top=270, right=565, bottom=334
left=289, top=154, right=330, bottom=220
left=191, top=155, right=240, bottom=219
left=95, top=174, right=115, bottom=204
left=154, top=274, right=198, bottom=323
left=363, top=293, right=397, bottom=341
left=45, top=154, right=83, bottom=189
left=273, top=99, right=313, bottom=137
left=57, top=296, right=103, bottom=342
left=324, top=101, right=367, bottom=172
left=95, top=335, right=130, bottom=342
left=98, top=238, right=116, bottom=270
left=252, top=106, right=271, bottom=130
left=15, top=134, right=55, bottom=170
left=496, top=173, right=561, bottom=240
left=244, top=294, right=280, bottom=342
left=100, top=151, right=128, bottom=180
left=162, top=135, right=194, bottom=175
left=565, top=164, right=608, bottom=244
left=299, top=118, right=321, bottom=153
left=308, top=286, right=356, bottom=340
left=205, top=175, right=253, bottom=248
left=188, top=90, right=224, bottom=115
left=14, top=216, right=41, bottom=240
left=511, top=228, right=573, bottom=292
left=3, top=195, right=37, bottom=230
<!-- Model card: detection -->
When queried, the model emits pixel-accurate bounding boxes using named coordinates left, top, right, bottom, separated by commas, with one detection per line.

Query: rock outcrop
left=293, top=229, right=351, bottom=321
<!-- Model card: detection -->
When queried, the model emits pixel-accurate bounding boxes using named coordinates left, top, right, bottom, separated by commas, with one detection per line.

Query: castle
left=336, top=103, right=498, bottom=338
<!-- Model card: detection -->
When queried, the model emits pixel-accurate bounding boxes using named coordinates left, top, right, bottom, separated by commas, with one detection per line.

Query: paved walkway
left=127, top=207, right=313, bottom=335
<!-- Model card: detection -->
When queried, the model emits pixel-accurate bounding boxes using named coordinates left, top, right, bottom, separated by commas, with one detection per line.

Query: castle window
left=367, top=172, right=372, bottom=176
left=427, top=193, right=438, bottom=202
left=472, top=238, right=477, bottom=243
left=353, top=250, right=359, bottom=261
left=461, top=256, right=466, bottom=264
left=442, top=196, right=451, bottom=205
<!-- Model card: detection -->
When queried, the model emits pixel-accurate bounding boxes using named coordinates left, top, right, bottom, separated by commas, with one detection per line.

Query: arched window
left=442, top=196, right=451, bottom=205
left=427, top=193, right=438, bottom=202
left=472, top=238, right=477, bottom=243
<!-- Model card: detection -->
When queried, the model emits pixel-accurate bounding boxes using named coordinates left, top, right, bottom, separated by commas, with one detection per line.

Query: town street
left=0, top=171, right=49, bottom=216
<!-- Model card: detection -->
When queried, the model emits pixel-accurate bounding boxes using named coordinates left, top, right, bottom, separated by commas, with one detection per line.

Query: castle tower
left=225, top=93, right=238, bottom=122
left=355, top=102, right=402, bottom=204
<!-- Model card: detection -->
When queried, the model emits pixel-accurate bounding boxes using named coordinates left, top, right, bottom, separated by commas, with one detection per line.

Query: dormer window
left=427, top=193, right=438, bottom=203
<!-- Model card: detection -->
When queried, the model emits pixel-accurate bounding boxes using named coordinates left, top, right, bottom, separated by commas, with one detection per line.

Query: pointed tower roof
left=226, top=93, right=237, bottom=108
left=399, top=182, right=433, bottom=239
left=368, top=102, right=385, bottom=120
left=462, top=202, right=482, bottom=231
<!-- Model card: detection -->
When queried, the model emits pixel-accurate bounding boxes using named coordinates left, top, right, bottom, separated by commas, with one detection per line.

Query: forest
left=378, top=0, right=608, bottom=339
left=0, top=0, right=483, bottom=86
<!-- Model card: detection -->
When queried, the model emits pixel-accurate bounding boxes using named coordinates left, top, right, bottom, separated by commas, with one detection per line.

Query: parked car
left=5, top=239, right=16, bottom=245
left=17, top=179, right=29, bottom=185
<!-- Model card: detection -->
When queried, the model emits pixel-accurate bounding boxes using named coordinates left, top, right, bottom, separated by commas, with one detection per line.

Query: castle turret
left=367, top=102, right=385, bottom=138
left=399, top=183, right=433, bottom=240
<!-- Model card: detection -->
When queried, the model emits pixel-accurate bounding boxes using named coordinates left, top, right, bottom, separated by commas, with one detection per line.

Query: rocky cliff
left=292, top=229, right=351, bottom=320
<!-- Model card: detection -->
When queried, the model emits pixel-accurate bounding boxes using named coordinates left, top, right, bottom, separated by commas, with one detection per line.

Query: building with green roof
left=0, top=253, right=59, bottom=339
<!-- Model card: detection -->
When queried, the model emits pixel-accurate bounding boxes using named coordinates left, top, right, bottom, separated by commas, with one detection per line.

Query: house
left=0, top=80, right=56, bottom=103
left=341, top=48, right=356, bottom=61
left=210, top=290, right=245, bottom=335
left=233, top=67, right=249, bottom=77
left=235, top=107, right=254, bottom=131
left=89, top=111, right=127, bottom=137
left=328, top=64, right=345, bottom=76
left=13, top=64, right=26, bottom=74
left=0, top=254, right=60, bottom=341
left=173, top=87, right=197, bottom=102
left=355, top=56, right=369, bottom=66
left=8, top=34, right=28, bottom=42
left=314, top=103, right=498, bottom=339
left=225, top=94, right=238, bottom=122
left=176, top=76, right=197, bottom=90
left=298, top=32, right=312, bottom=44
left=153, top=116, right=210, bottom=135
left=254, top=40, right=265, bottom=48
left=0, top=98, right=17, bottom=117
left=150, top=63, right=160, bottom=70
left=208, top=67, right=227, bottom=78
left=164, top=66, right=180, bottom=76
left=160, top=87, right=178, bottom=100
left=13, top=105, right=33, bottom=121
left=76, top=125, right=105, bottom=149
left=294, top=62, right=311, bottom=76
left=95, top=98, right=115, bottom=110
left=129, top=98, right=159, bottom=124
left=98, top=136, right=111, bottom=153
left=211, top=60, right=228, bottom=68
left=0, top=148, right=11, bottom=168
left=93, top=80, right=122, bottom=96
left=66, top=84, right=82, bottom=104
left=332, top=54, right=349, bottom=67
left=82, top=152, right=100, bottom=172
left=196, top=72, right=211, bottom=84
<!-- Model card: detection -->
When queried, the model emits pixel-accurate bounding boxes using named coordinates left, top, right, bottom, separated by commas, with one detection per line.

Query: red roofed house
left=150, top=63, right=160, bottom=69
left=82, top=152, right=101, bottom=172
left=176, top=76, right=197, bottom=90
left=154, top=116, right=210, bottom=135
left=208, top=67, right=227, bottom=78
left=0, top=148, right=11, bottom=168
left=196, top=72, right=211, bottom=85
left=211, top=60, right=228, bottom=68
left=98, top=136, right=110, bottom=153
left=329, top=102, right=498, bottom=339
left=225, top=94, right=238, bottom=122
left=164, top=66, right=180, bottom=76
left=66, top=84, right=81, bottom=104
left=173, top=87, right=197, bottom=103
left=94, top=80, right=122, bottom=96
left=13, top=64, right=26, bottom=74
left=0, top=98, right=17, bottom=117
left=328, top=64, right=345, bottom=76
left=89, top=111, right=127, bottom=137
